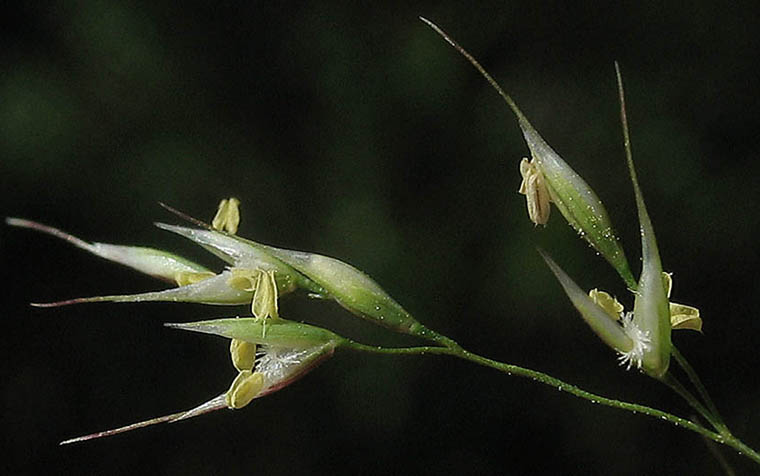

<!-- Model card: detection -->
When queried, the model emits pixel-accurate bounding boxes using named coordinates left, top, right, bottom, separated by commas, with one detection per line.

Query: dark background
left=2, top=2, right=760, bottom=475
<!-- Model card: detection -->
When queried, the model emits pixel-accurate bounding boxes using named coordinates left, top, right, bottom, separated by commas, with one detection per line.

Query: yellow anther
left=225, top=370, right=265, bottom=409
left=662, top=273, right=702, bottom=332
left=518, top=158, right=552, bottom=226
left=227, top=268, right=261, bottom=291
left=252, top=270, right=279, bottom=320
left=174, top=270, right=216, bottom=287
left=226, top=268, right=280, bottom=336
left=669, top=303, right=702, bottom=331
left=588, top=289, right=624, bottom=321
left=230, top=338, right=257, bottom=371
left=212, top=198, right=241, bottom=234
left=590, top=275, right=702, bottom=332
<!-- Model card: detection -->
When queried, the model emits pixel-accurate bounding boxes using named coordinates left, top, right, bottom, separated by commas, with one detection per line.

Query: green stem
left=343, top=339, right=760, bottom=465
left=701, top=428, right=737, bottom=476
left=672, top=345, right=728, bottom=434
left=417, top=325, right=464, bottom=351
left=661, top=373, right=725, bottom=434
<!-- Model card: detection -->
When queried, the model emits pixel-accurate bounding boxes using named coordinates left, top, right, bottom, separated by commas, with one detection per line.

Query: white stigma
left=617, top=312, right=651, bottom=370
left=255, top=345, right=309, bottom=385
